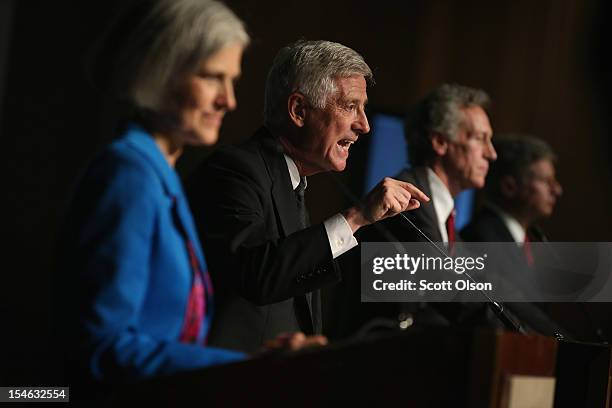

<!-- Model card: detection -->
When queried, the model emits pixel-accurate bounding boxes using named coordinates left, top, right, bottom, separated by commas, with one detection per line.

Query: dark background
left=2, top=0, right=611, bottom=384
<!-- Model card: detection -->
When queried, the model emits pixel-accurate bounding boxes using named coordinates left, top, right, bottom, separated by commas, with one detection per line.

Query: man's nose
left=353, top=107, right=370, bottom=134
left=485, top=138, right=497, bottom=161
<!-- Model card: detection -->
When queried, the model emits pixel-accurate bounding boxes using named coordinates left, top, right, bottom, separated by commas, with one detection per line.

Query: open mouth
left=337, top=139, right=355, bottom=152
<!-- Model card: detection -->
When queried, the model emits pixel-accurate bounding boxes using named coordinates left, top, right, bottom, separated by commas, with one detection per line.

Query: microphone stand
left=397, top=212, right=525, bottom=334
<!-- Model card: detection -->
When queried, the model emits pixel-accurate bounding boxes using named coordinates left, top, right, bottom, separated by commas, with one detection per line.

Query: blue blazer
left=59, top=124, right=244, bottom=383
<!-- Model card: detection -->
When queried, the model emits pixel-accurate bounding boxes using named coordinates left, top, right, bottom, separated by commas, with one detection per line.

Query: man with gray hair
left=382, top=83, right=497, bottom=246
left=188, top=40, right=428, bottom=352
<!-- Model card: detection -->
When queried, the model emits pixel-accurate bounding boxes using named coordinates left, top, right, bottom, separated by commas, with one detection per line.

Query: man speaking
left=188, top=40, right=428, bottom=352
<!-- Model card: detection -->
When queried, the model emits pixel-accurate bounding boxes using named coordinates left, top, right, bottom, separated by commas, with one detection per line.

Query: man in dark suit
left=461, top=134, right=569, bottom=337
left=188, top=40, right=428, bottom=352
left=383, top=84, right=497, bottom=325
left=387, top=84, right=496, bottom=245
left=461, top=134, right=562, bottom=245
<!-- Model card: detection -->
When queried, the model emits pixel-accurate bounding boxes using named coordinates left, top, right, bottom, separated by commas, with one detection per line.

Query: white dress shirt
left=284, top=154, right=358, bottom=258
left=426, top=167, right=454, bottom=243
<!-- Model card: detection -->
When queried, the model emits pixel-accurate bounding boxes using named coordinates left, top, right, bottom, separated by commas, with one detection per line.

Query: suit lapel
left=125, top=123, right=210, bottom=272
left=256, top=128, right=316, bottom=334
left=399, top=167, right=444, bottom=242
left=484, top=207, right=516, bottom=243
left=256, top=128, right=302, bottom=237
left=413, top=167, right=440, bottom=229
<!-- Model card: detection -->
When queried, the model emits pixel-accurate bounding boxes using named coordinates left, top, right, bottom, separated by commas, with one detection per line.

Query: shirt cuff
left=323, top=213, right=358, bottom=259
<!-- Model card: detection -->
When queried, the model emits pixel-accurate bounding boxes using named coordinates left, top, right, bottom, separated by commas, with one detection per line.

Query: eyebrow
left=197, top=67, right=241, bottom=78
left=346, top=97, right=368, bottom=105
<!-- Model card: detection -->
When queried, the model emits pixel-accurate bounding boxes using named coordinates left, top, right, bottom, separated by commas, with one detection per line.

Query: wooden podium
left=120, top=329, right=611, bottom=407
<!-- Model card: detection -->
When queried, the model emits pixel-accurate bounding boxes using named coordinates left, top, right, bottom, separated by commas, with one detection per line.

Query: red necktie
left=446, top=209, right=456, bottom=251
left=523, top=234, right=534, bottom=266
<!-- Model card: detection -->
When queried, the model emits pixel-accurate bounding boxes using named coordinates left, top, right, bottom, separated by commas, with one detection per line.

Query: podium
left=121, top=329, right=611, bottom=407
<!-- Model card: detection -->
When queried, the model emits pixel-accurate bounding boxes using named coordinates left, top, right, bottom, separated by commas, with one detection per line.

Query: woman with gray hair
left=58, top=0, right=249, bottom=386
left=58, top=0, right=322, bottom=391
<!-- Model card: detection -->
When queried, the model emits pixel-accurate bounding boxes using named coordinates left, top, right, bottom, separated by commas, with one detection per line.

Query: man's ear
left=288, top=92, right=307, bottom=128
left=431, top=132, right=449, bottom=156
left=500, top=175, right=519, bottom=198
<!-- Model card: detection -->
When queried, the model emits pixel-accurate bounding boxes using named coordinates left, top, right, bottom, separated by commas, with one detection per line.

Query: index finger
left=398, top=181, right=430, bottom=202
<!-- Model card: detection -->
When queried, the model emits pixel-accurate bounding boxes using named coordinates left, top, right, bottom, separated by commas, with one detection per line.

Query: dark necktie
left=294, top=176, right=309, bottom=229
left=293, top=176, right=316, bottom=334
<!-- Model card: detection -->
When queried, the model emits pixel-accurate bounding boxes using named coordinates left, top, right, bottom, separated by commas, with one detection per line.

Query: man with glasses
left=461, top=134, right=562, bottom=245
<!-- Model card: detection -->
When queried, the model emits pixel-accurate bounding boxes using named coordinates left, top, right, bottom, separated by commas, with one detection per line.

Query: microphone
left=331, top=173, right=526, bottom=334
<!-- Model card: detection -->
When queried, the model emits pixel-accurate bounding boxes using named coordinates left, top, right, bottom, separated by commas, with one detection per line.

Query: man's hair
left=485, top=133, right=557, bottom=198
left=91, top=0, right=249, bottom=111
left=405, top=83, right=491, bottom=166
left=263, top=40, right=373, bottom=131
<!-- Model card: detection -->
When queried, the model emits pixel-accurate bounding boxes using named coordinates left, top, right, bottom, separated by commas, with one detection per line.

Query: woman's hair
left=90, top=0, right=249, bottom=111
